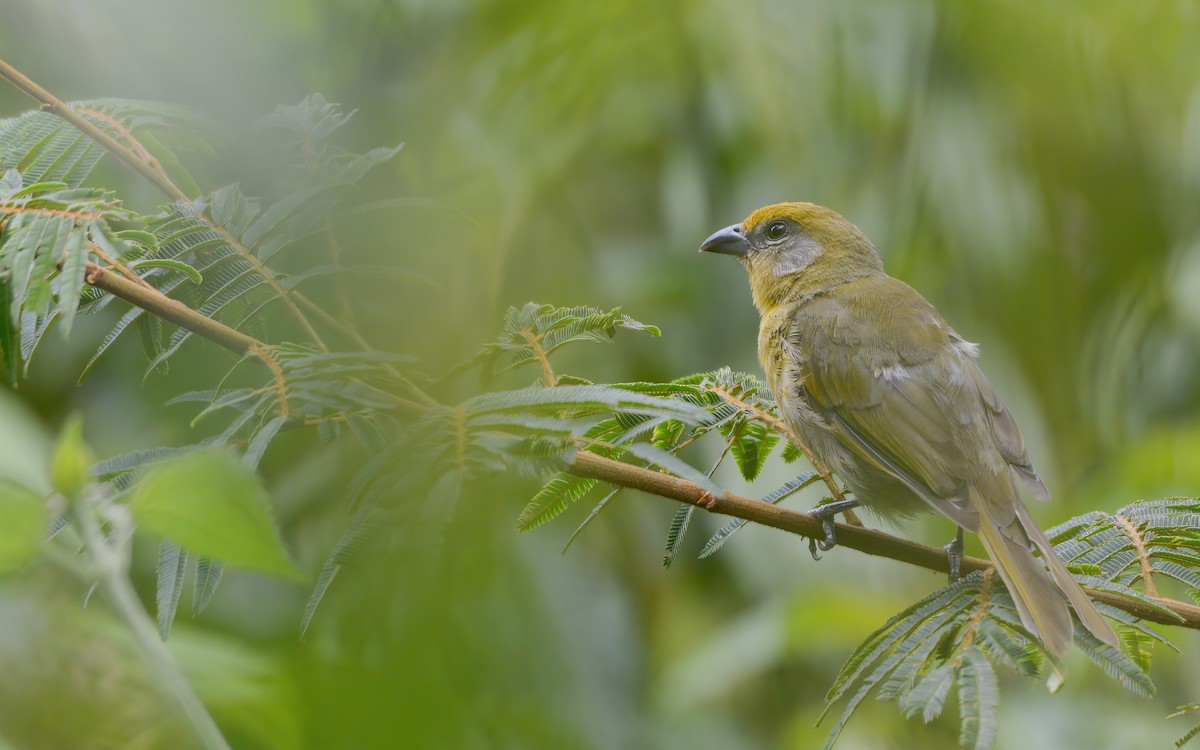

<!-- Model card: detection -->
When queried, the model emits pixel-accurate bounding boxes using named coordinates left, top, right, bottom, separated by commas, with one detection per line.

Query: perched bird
left=699, top=202, right=1117, bottom=655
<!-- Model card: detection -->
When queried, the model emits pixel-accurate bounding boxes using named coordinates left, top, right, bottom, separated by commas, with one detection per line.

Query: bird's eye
left=765, top=221, right=788, bottom=241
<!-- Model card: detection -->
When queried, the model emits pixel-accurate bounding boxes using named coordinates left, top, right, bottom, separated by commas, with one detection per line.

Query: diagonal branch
left=0, top=58, right=189, bottom=203
left=567, top=451, right=1200, bottom=630
left=85, top=262, right=258, bottom=353
left=0, top=56, right=326, bottom=350
left=83, top=261, right=429, bottom=416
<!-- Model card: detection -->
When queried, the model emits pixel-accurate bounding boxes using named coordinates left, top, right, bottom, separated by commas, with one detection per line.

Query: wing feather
left=793, top=277, right=1045, bottom=522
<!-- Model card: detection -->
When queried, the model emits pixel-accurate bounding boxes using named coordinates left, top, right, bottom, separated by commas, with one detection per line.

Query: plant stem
left=0, top=56, right=327, bottom=349
left=706, top=382, right=852, bottom=512
left=85, top=262, right=258, bottom=353
left=0, top=58, right=189, bottom=202
left=567, top=451, right=1200, bottom=630
left=521, top=328, right=556, bottom=387
left=68, top=493, right=231, bottom=750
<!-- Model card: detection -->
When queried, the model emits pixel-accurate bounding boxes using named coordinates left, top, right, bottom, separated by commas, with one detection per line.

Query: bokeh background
left=1, top=0, right=1199, bottom=748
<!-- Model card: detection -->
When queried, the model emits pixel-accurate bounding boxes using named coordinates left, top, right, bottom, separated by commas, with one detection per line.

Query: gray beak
left=699, top=224, right=751, bottom=257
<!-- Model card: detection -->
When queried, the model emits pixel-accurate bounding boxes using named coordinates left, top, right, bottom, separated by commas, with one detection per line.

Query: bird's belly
left=777, top=392, right=928, bottom=521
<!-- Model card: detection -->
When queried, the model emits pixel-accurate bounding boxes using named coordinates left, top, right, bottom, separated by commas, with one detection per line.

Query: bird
left=699, top=202, right=1118, bottom=655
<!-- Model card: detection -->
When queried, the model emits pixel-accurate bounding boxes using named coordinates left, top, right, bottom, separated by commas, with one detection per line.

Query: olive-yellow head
left=699, top=202, right=884, bottom=313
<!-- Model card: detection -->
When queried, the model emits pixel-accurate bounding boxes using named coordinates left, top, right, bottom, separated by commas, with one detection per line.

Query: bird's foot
left=944, top=527, right=964, bottom=583
left=697, top=491, right=718, bottom=510
left=807, top=498, right=861, bottom=561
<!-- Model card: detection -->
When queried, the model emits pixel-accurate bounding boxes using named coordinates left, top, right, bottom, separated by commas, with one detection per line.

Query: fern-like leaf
left=156, top=539, right=188, bottom=641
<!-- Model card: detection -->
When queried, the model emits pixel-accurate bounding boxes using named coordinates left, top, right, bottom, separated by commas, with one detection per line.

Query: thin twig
left=521, top=328, right=556, bottom=387
left=67, top=492, right=231, bottom=750
left=0, top=205, right=102, bottom=221
left=249, top=342, right=290, bottom=419
left=203, top=222, right=328, bottom=350
left=1117, top=514, right=1159, bottom=598
left=956, top=569, right=994, bottom=654
left=0, top=58, right=189, bottom=203
left=0, top=56, right=326, bottom=349
left=706, top=382, right=856, bottom=519
left=85, top=262, right=258, bottom=353
left=74, top=106, right=166, bottom=176
left=87, top=242, right=156, bottom=292
left=567, top=451, right=1200, bottom=630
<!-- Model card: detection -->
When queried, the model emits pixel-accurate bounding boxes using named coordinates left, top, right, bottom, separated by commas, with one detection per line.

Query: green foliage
left=0, top=99, right=201, bottom=188
left=257, top=94, right=403, bottom=188
left=0, top=170, right=143, bottom=366
left=2, top=81, right=1198, bottom=749
left=130, top=451, right=303, bottom=586
left=517, top=474, right=597, bottom=532
left=1046, top=498, right=1200, bottom=603
left=698, top=472, right=819, bottom=559
left=819, top=497, right=1200, bottom=748
left=458, top=302, right=660, bottom=384
left=1172, top=703, right=1200, bottom=748
left=49, top=413, right=92, bottom=498
left=0, top=483, right=45, bottom=572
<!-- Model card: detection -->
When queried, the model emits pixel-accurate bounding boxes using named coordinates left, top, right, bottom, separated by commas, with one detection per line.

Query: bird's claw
left=806, top=498, right=860, bottom=561
left=697, top=491, right=718, bottom=511
left=944, top=527, right=965, bottom=583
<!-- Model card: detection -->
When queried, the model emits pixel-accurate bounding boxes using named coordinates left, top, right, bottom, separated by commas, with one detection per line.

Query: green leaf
left=618, top=442, right=722, bottom=496
left=50, top=413, right=93, bottom=498
left=729, top=419, right=780, bottom=481
left=0, top=483, right=45, bottom=571
left=901, top=662, right=955, bottom=722
left=698, top=472, right=818, bottom=558
left=129, top=258, right=203, bottom=284
left=957, top=647, right=999, bottom=750
left=55, top=226, right=88, bottom=335
left=130, top=450, right=303, bottom=581
left=561, top=487, right=622, bottom=553
left=780, top=441, right=802, bottom=463
left=156, top=539, right=188, bottom=640
left=517, top=472, right=597, bottom=532
left=1072, top=626, right=1156, bottom=698
left=301, top=505, right=377, bottom=637
left=242, top=415, right=286, bottom=469
left=192, top=557, right=224, bottom=614
left=0, top=284, right=19, bottom=386
left=662, top=502, right=694, bottom=568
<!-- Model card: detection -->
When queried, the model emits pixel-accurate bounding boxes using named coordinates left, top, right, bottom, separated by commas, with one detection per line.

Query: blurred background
left=1, top=0, right=1199, bottom=747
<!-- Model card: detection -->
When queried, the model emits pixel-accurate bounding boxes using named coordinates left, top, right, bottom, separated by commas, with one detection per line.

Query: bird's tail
left=972, top=485, right=1118, bottom=656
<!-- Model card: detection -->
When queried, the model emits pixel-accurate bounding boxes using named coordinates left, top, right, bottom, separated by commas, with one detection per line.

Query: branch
left=70, top=263, right=1200, bottom=631
left=0, top=58, right=189, bottom=203
left=567, top=451, right=1200, bottom=630
left=0, top=56, right=327, bottom=350
left=706, top=382, right=854, bottom=515
left=84, top=262, right=258, bottom=354
left=521, top=328, right=556, bottom=387
left=1117, top=513, right=1159, bottom=598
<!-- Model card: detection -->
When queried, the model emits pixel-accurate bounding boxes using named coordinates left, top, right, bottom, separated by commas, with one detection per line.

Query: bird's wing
left=790, top=278, right=1117, bottom=651
left=791, top=277, right=1046, bottom=524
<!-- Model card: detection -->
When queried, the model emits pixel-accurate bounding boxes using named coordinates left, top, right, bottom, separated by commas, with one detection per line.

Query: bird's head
left=699, top=202, right=884, bottom=312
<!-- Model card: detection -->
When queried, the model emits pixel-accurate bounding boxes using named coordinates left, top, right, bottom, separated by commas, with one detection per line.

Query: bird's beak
left=699, top=224, right=751, bottom=257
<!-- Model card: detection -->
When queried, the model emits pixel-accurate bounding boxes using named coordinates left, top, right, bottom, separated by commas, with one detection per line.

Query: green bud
left=50, top=413, right=94, bottom=498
